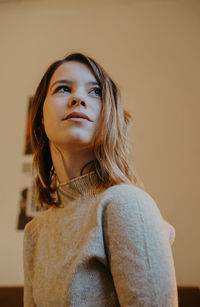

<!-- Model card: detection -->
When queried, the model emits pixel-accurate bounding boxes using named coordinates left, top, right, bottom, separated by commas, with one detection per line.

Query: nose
left=68, top=96, right=87, bottom=108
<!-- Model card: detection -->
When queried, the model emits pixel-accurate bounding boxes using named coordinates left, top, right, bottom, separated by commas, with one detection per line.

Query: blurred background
left=0, top=0, right=199, bottom=298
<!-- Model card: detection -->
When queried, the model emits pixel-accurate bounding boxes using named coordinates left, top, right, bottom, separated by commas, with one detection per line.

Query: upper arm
left=103, top=184, right=178, bottom=307
left=23, top=221, right=37, bottom=307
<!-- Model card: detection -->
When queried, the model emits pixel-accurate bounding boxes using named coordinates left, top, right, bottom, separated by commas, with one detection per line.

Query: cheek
left=43, top=100, right=57, bottom=126
left=93, top=102, right=102, bottom=120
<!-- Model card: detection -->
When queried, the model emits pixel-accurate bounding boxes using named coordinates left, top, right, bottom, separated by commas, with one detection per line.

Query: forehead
left=50, top=61, right=97, bottom=85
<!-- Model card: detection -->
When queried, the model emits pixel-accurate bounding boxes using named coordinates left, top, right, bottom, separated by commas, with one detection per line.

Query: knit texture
left=23, top=171, right=178, bottom=306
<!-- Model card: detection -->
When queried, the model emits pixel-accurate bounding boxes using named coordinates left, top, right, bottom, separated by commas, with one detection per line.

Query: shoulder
left=24, top=207, right=53, bottom=239
left=104, top=183, right=151, bottom=200
left=103, top=183, right=160, bottom=215
left=101, top=183, right=163, bottom=228
left=23, top=208, right=54, bottom=255
left=102, top=183, right=176, bottom=245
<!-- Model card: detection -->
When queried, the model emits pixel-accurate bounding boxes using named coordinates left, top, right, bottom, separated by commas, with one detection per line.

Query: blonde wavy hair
left=30, top=52, right=144, bottom=208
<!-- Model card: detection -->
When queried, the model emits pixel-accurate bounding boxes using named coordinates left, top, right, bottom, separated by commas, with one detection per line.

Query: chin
left=50, top=131, right=95, bottom=148
left=66, top=132, right=94, bottom=144
left=59, top=137, right=94, bottom=148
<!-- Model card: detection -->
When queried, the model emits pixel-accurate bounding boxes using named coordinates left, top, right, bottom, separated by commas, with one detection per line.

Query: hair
left=30, top=52, right=144, bottom=208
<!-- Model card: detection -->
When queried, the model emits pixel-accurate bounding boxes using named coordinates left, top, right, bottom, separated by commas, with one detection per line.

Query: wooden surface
left=0, top=286, right=200, bottom=306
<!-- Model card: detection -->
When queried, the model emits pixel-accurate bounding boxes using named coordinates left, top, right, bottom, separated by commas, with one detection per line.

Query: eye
left=90, top=87, right=102, bottom=96
left=54, top=85, right=71, bottom=94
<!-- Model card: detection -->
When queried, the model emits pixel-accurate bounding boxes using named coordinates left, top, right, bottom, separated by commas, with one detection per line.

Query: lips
left=64, top=111, right=93, bottom=122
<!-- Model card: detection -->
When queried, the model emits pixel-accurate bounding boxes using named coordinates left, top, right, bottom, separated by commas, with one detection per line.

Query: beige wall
left=0, top=0, right=199, bottom=286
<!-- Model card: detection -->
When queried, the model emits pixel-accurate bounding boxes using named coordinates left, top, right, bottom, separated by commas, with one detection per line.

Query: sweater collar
left=56, top=171, right=103, bottom=202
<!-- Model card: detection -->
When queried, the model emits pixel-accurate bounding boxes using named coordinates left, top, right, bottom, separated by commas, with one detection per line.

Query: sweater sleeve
left=103, top=185, right=178, bottom=307
left=23, top=221, right=37, bottom=307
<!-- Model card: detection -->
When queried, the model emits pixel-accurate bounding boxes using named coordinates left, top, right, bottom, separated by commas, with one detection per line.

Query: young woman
left=23, top=52, right=178, bottom=306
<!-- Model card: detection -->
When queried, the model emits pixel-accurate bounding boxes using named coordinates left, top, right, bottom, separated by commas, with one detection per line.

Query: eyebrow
left=50, top=79, right=100, bottom=90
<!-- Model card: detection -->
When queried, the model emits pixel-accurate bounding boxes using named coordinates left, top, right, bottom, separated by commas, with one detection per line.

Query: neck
left=49, top=142, right=95, bottom=184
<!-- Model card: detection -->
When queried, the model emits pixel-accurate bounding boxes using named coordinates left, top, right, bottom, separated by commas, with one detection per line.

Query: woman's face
left=43, top=61, right=102, bottom=151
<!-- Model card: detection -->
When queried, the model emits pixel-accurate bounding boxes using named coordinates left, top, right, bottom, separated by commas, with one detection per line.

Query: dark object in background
left=17, top=188, right=33, bottom=230
left=0, top=286, right=200, bottom=306
left=178, top=287, right=200, bottom=307
left=0, top=287, right=23, bottom=307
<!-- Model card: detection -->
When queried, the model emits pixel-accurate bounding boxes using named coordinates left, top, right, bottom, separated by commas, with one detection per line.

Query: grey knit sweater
left=23, top=171, right=178, bottom=306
